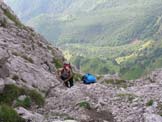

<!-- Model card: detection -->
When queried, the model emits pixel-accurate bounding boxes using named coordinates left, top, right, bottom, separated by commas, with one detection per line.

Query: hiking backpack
left=82, top=73, right=96, bottom=84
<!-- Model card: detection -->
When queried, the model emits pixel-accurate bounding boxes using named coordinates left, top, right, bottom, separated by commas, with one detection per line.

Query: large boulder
left=7, top=57, right=60, bottom=92
left=16, top=107, right=44, bottom=122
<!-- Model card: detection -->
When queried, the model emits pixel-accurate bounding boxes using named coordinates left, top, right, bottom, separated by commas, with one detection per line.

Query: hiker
left=58, top=61, right=74, bottom=88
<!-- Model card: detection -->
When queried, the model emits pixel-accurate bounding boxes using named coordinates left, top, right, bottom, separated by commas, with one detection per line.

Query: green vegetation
left=7, top=0, right=162, bottom=79
left=28, top=89, right=45, bottom=107
left=15, top=96, right=32, bottom=108
left=0, top=104, right=25, bottom=122
left=146, top=99, right=154, bottom=106
left=73, top=72, right=83, bottom=81
left=0, top=84, right=26, bottom=105
left=117, top=93, right=136, bottom=102
left=0, top=84, right=45, bottom=121
left=104, top=79, right=127, bottom=88
left=53, top=58, right=63, bottom=69
left=0, top=84, right=45, bottom=107
left=47, top=45, right=53, bottom=51
left=2, top=7, right=23, bottom=27
left=78, top=101, right=91, bottom=109
left=66, top=40, right=162, bottom=80
left=24, top=0, right=162, bottom=46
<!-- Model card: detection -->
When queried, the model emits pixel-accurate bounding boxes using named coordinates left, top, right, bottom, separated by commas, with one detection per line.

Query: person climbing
left=57, top=61, right=74, bottom=88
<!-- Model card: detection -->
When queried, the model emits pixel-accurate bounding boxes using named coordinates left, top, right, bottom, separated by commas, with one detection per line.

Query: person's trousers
left=61, top=76, right=74, bottom=88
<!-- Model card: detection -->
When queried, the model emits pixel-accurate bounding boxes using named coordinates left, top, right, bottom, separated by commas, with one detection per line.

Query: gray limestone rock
left=15, top=107, right=45, bottom=122
left=0, top=78, right=4, bottom=92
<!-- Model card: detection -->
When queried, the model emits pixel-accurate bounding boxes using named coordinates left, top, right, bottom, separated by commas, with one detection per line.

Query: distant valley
left=5, top=0, right=162, bottom=79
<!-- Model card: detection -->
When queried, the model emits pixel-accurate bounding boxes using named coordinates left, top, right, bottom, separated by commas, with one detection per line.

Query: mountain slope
left=5, top=0, right=162, bottom=45
left=0, top=1, right=65, bottom=92
left=5, top=0, right=162, bottom=79
left=2, top=2, right=162, bottom=122
left=18, top=0, right=162, bottom=45
left=5, top=0, right=75, bottom=22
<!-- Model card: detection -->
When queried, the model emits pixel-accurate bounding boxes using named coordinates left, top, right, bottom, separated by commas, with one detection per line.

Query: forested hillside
left=5, top=0, right=162, bottom=79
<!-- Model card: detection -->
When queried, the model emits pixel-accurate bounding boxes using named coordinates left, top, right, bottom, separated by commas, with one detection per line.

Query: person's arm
left=64, top=70, right=73, bottom=82
left=57, top=68, right=62, bottom=76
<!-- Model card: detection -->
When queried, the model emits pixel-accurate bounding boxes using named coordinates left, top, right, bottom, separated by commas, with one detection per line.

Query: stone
left=0, top=78, right=4, bottom=92
left=64, top=121, right=77, bottom=122
left=144, top=113, right=162, bottom=122
left=16, top=107, right=45, bottom=122
left=18, top=95, right=27, bottom=101
left=4, top=77, right=16, bottom=84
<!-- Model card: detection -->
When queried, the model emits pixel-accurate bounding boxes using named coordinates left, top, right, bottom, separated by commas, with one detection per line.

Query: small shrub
left=53, top=58, right=63, bottom=69
left=105, top=79, right=127, bottom=88
left=146, top=100, right=154, bottom=106
left=28, top=90, right=45, bottom=107
left=64, top=116, right=75, bottom=120
left=15, top=96, right=32, bottom=109
left=0, top=84, right=44, bottom=107
left=0, top=104, right=25, bottom=122
left=97, top=75, right=103, bottom=80
left=105, top=79, right=125, bottom=84
left=78, top=101, right=91, bottom=109
left=73, top=73, right=82, bottom=81
left=3, top=8, right=23, bottom=27
left=0, top=85, right=25, bottom=105
left=47, top=45, right=53, bottom=50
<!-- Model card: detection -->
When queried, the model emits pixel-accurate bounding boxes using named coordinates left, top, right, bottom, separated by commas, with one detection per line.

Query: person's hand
left=56, top=75, right=59, bottom=79
left=64, top=79, right=68, bottom=83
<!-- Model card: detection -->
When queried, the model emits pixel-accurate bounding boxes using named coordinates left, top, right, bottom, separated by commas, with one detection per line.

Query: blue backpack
left=82, top=73, right=96, bottom=84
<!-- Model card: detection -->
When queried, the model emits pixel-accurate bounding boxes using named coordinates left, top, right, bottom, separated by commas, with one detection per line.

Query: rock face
left=1, top=2, right=162, bottom=122
left=0, top=2, right=64, bottom=92
left=16, top=107, right=45, bottom=122
left=44, top=70, right=162, bottom=122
